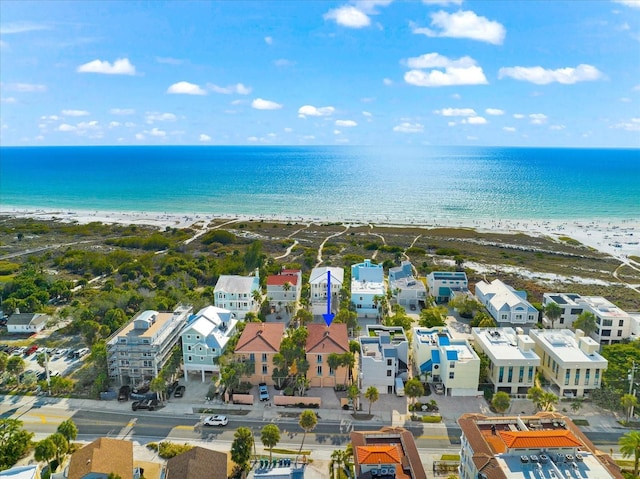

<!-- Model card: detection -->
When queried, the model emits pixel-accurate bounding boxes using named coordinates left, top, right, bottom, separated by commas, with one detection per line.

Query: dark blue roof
left=446, top=350, right=458, bottom=361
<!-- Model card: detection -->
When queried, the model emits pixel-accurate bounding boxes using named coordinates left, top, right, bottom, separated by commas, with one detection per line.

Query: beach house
left=472, top=327, right=541, bottom=395
left=233, top=322, right=285, bottom=386
left=266, top=268, right=302, bottom=314
left=309, top=266, right=344, bottom=317
left=388, top=261, right=427, bottom=310
left=358, top=325, right=409, bottom=394
left=350, top=259, right=385, bottom=319
left=6, top=311, right=49, bottom=334
left=306, top=323, right=349, bottom=388
left=427, top=271, right=469, bottom=304
left=214, top=271, right=261, bottom=320
left=181, top=305, right=238, bottom=382
left=475, top=279, right=538, bottom=326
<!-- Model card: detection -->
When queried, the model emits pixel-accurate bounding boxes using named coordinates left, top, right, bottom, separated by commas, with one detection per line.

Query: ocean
left=1, top=146, right=638, bottom=223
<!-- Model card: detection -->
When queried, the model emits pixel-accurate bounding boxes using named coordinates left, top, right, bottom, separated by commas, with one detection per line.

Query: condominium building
left=413, top=327, right=480, bottom=396
left=309, top=266, right=344, bottom=316
left=107, top=305, right=192, bottom=386
left=306, top=323, right=349, bottom=388
left=541, top=293, right=584, bottom=329
left=528, top=329, right=607, bottom=398
left=427, top=271, right=469, bottom=304
left=214, top=271, right=261, bottom=320
left=458, top=413, right=624, bottom=479
left=475, top=279, right=538, bottom=326
left=351, top=259, right=385, bottom=319
left=388, top=261, right=427, bottom=310
left=234, top=322, right=285, bottom=386
left=359, top=325, right=409, bottom=394
left=472, top=327, right=541, bottom=395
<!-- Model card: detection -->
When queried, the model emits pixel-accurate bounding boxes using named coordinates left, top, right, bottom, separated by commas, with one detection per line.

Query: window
left=187, top=345, right=192, bottom=351
left=603, top=319, right=613, bottom=327
left=575, top=369, right=580, bottom=386
left=507, top=366, right=513, bottom=383
left=501, top=314, right=508, bottom=320
left=143, top=360, right=153, bottom=367
left=585, top=369, right=590, bottom=385
left=498, top=367, right=504, bottom=382
left=196, top=335, right=200, bottom=340
left=570, top=308, right=582, bottom=315
left=186, top=335, right=192, bottom=340
left=317, top=365, right=322, bottom=376
left=560, top=317, right=565, bottom=324
left=387, top=359, right=392, bottom=366
left=188, top=356, right=192, bottom=362
left=450, top=362, right=456, bottom=369
left=528, top=315, right=535, bottom=321
left=617, top=330, right=623, bottom=337
left=262, top=364, right=268, bottom=374
left=249, top=353, right=255, bottom=362
left=565, top=369, right=571, bottom=386
left=619, top=319, right=624, bottom=327
left=449, top=372, right=455, bottom=379
left=387, top=370, right=392, bottom=377
left=262, top=353, right=267, bottom=362
left=595, top=369, right=600, bottom=382
left=601, top=330, right=611, bottom=337
left=317, top=355, right=323, bottom=364
left=200, top=356, right=204, bottom=361
left=329, top=367, right=335, bottom=376
left=518, top=367, right=524, bottom=383
left=528, top=366, right=534, bottom=383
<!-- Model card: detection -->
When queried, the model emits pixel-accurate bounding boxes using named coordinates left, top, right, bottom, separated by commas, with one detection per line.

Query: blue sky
left=1, top=0, right=639, bottom=147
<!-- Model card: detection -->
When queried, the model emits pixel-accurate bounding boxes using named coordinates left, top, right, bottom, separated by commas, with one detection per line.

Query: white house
left=309, top=266, right=344, bottom=316
left=358, top=325, right=409, bottom=394
left=214, top=271, right=260, bottom=320
left=542, top=293, right=584, bottom=329
left=181, top=305, right=238, bottom=382
left=266, top=269, right=302, bottom=314
left=427, top=271, right=468, bottom=304
left=388, top=261, right=426, bottom=310
left=6, top=312, right=48, bottom=334
left=475, top=279, right=538, bottom=326
left=529, top=328, right=608, bottom=398
left=412, top=327, right=480, bottom=396
left=472, top=327, right=541, bottom=395
left=351, top=260, right=385, bottom=319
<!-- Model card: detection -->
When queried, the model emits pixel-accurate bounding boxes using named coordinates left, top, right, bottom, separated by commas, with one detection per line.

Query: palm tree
left=544, top=302, right=562, bottom=329
left=261, top=424, right=280, bottom=461
left=34, top=438, right=56, bottom=473
left=57, top=419, right=78, bottom=442
left=573, top=311, right=597, bottom=337
left=619, top=430, right=640, bottom=476
left=621, top=393, right=639, bottom=424
left=492, top=391, right=511, bottom=415
left=298, top=410, right=318, bottom=455
left=252, top=289, right=262, bottom=307
left=341, top=352, right=355, bottom=387
left=404, top=378, right=424, bottom=406
left=327, top=353, right=341, bottom=386
left=231, top=427, right=254, bottom=472
left=365, top=386, right=379, bottom=415
left=540, top=392, right=558, bottom=412
left=330, top=449, right=348, bottom=479
left=527, top=386, right=545, bottom=410
left=49, top=432, right=69, bottom=469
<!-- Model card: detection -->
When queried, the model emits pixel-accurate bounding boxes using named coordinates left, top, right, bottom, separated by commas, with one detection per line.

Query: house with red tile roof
left=351, top=426, right=427, bottom=479
left=305, top=323, right=349, bottom=387
left=266, top=269, right=301, bottom=314
left=234, top=322, right=285, bottom=385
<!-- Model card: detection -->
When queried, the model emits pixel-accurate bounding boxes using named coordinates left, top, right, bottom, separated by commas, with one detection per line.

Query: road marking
left=174, top=425, right=195, bottom=431
left=40, top=415, right=47, bottom=424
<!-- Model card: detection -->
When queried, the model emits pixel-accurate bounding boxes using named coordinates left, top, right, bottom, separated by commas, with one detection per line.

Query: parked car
left=25, top=345, right=38, bottom=356
left=174, top=385, right=186, bottom=398
left=166, top=380, right=179, bottom=396
left=118, top=385, right=131, bottom=401
left=433, top=382, right=445, bottom=394
left=74, top=348, right=89, bottom=358
left=202, top=415, right=228, bottom=427
left=66, top=349, right=77, bottom=359
left=131, top=399, right=158, bottom=411
left=259, top=383, right=270, bottom=402
left=132, top=382, right=150, bottom=394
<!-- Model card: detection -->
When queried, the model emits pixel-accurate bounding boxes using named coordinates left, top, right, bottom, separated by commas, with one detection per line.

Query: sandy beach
left=1, top=206, right=639, bottom=261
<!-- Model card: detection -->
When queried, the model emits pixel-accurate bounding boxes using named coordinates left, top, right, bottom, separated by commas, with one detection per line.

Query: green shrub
left=201, top=230, right=237, bottom=245
left=435, top=247, right=460, bottom=256
left=0, top=261, right=20, bottom=275
left=156, top=441, right=193, bottom=459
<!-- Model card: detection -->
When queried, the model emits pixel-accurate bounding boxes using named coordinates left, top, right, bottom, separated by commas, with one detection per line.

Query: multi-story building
left=214, top=271, right=260, bottom=320
left=388, top=261, right=427, bottom=310
left=472, top=327, right=541, bottom=395
left=309, top=266, right=344, bottom=316
left=541, top=293, right=584, bottom=329
left=427, top=271, right=469, bottom=304
left=475, top=279, right=538, bottom=326
left=351, top=427, right=427, bottom=479
left=266, top=269, right=302, bottom=314
left=350, top=259, right=385, bottom=319
left=107, top=305, right=192, bottom=386
left=458, top=413, right=624, bottom=479
left=412, top=327, right=480, bottom=396
left=358, top=325, right=409, bottom=394
left=66, top=437, right=141, bottom=479
left=181, top=305, right=238, bottom=383
left=306, top=323, right=349, bottom=388
left=234, top=322, right=285, bottom=386
left=529, top=329, right=607, bottom=398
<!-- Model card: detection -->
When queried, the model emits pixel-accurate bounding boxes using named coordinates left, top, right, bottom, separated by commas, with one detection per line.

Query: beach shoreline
left=1, top=206, right=639, bottom=261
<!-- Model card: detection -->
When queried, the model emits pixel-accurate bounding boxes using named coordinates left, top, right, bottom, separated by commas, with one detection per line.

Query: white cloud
left=156, top=56, right=184, bottom=65
left=62, top=109, right=90, bottom=117
left=467, top=136, right=478, bottom=140
left=448, top=121, right=456, bottom=127
left=620, top=97, right=632, bottom=102
left=550, top=124, right=566, bottom=130
left=412, top=10, right=506, bottom=45
left=302, top=135, right=316, bottom=140
left=406, top=52, right=475, bottom=69
left=252, top=98, right=283, bottom=110
left=334, top=129, right=342, bottom=135
left=4, top=83, right=47, bottom=92
left=76, top=120, right=99, bottom=130
left=40, top=115, right=61, bottom=121
left=498, top=64, right=604, bottom=85
left=383, top=78, right=393, bottom=85
left=57, top=124, right=75, bottom=132
left=404, top=53, right=487, bottom=87
left=77, top=58, right=136, bottom=75
left=145, top=112, right=177, bottom=123
left=612, top=118, right=640, bottom=131
left=613, top=0, right=640, bottom=8
left=362, top=111, right=372, bottom=117
left=393, top=122, right=424, bottom=133
left=167, top=81, right=207, bottom=95
left=451, top=93, right=461, bottom=100
left=422, top=0, right=463, bottom=5
left=464, top=116, right=487, bottom=124
left=125, top=122, right=136, bottom=127
left=503, top=126, right=516, bottom=132
left=1, top=97, right=17, bottom=103
left=324, top=5, right=371, bottom=28
left=485, top=108, right=504, bottom=115
left=435, top=107, right=476, bottom=116
left=247, top=136, right=259, bottom=142
left=148, top=127, right=166, bottom=137
left=284, top=127, right=293, bottom=133
left=336, top=119, right=357, bottom=127
left=135, top=133, right=145, bottom=141
left=110, top=108, right=135, bottom=115
left=633, top=84, right=640, bottom=91
left=208, top=83, right=252, bottom=95
left=274, top=58, right=295, bottom=67
left=513, top=113, right=525, bottom=119
left=264, top=36, right=273, bottom=45
left=109, top=121, right=121, bottom=128
left=199, top=134, right=212, bottom=142
left=298, top=105, right=335, bottom=118
left=529, top=113, right=548, bottom=124
left=0, top=21, right=51, bottom=34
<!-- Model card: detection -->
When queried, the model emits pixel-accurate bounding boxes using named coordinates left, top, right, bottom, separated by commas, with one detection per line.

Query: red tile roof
left=356, top=445, right=401, bottom=464
left=235, top=322, right=284, bottom=353
left=266, top=275, right=298, bottom=286
left=306, top=323, right=349, bottom=354
left=499, top=430, right=583, bottom=449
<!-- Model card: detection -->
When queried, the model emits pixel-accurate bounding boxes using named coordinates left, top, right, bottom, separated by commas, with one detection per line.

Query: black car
left=118, top=385, right=131, bottom=401
left=174, top=385, right=186, bottom=398
left=132, top=382, right=150, bottom=394
left=166, top=380, right=179, bottom=396
left=132, top=398, right=158, bottom=411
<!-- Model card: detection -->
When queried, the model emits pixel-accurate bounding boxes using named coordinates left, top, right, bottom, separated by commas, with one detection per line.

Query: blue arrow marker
left=323, top=270, right=335, bottom=326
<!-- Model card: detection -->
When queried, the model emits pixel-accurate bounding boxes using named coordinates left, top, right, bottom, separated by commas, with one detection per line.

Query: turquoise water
left=0, top=146, right=638, bottom=223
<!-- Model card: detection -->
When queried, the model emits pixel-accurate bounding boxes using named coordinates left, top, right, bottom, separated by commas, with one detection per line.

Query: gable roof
left=67, top=437, right=133, bottom=479
left=356, top=445, right=401, bottom=464
left=235, top=322, right=285, bottom=353
left=7, top=313, right=48, bottom=326
left=309, top=266, right=344, bottom=285
left=214, top=275, right=257, bottom=293
left=166, top=446, right=228, bottom=479
left=499, top=430, right=583, bottom=449
left=266, top=274, right=298, bottom=286
left=306, top=323, right=349, bottom=354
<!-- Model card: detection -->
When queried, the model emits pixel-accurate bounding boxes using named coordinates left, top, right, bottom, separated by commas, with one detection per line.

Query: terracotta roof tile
left=306, top=323, right=348, bottom=354
left=234, top=322, right=284, bottom=353
left=499, top=430, right=583, bottom=449
left=266, top=275, right=298, bottom=286
left=356, top=445, right=401, bottom=464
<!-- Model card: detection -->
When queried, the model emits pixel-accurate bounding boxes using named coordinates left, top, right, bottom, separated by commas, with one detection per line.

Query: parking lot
left=0, top=343, right=88, bottom=382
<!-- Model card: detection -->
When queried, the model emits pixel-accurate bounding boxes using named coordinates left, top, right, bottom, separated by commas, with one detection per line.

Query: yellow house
left=306, top=323, right=349, bottom=388
left=234, top=322, right=285, bottom=385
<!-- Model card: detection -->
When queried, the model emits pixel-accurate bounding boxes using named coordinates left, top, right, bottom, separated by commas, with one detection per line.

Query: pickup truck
left=258, top=383, right=270, bottom=402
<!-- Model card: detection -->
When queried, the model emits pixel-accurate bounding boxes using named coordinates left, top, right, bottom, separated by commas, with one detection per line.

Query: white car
left=202, top=415, right=228, bottom=427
